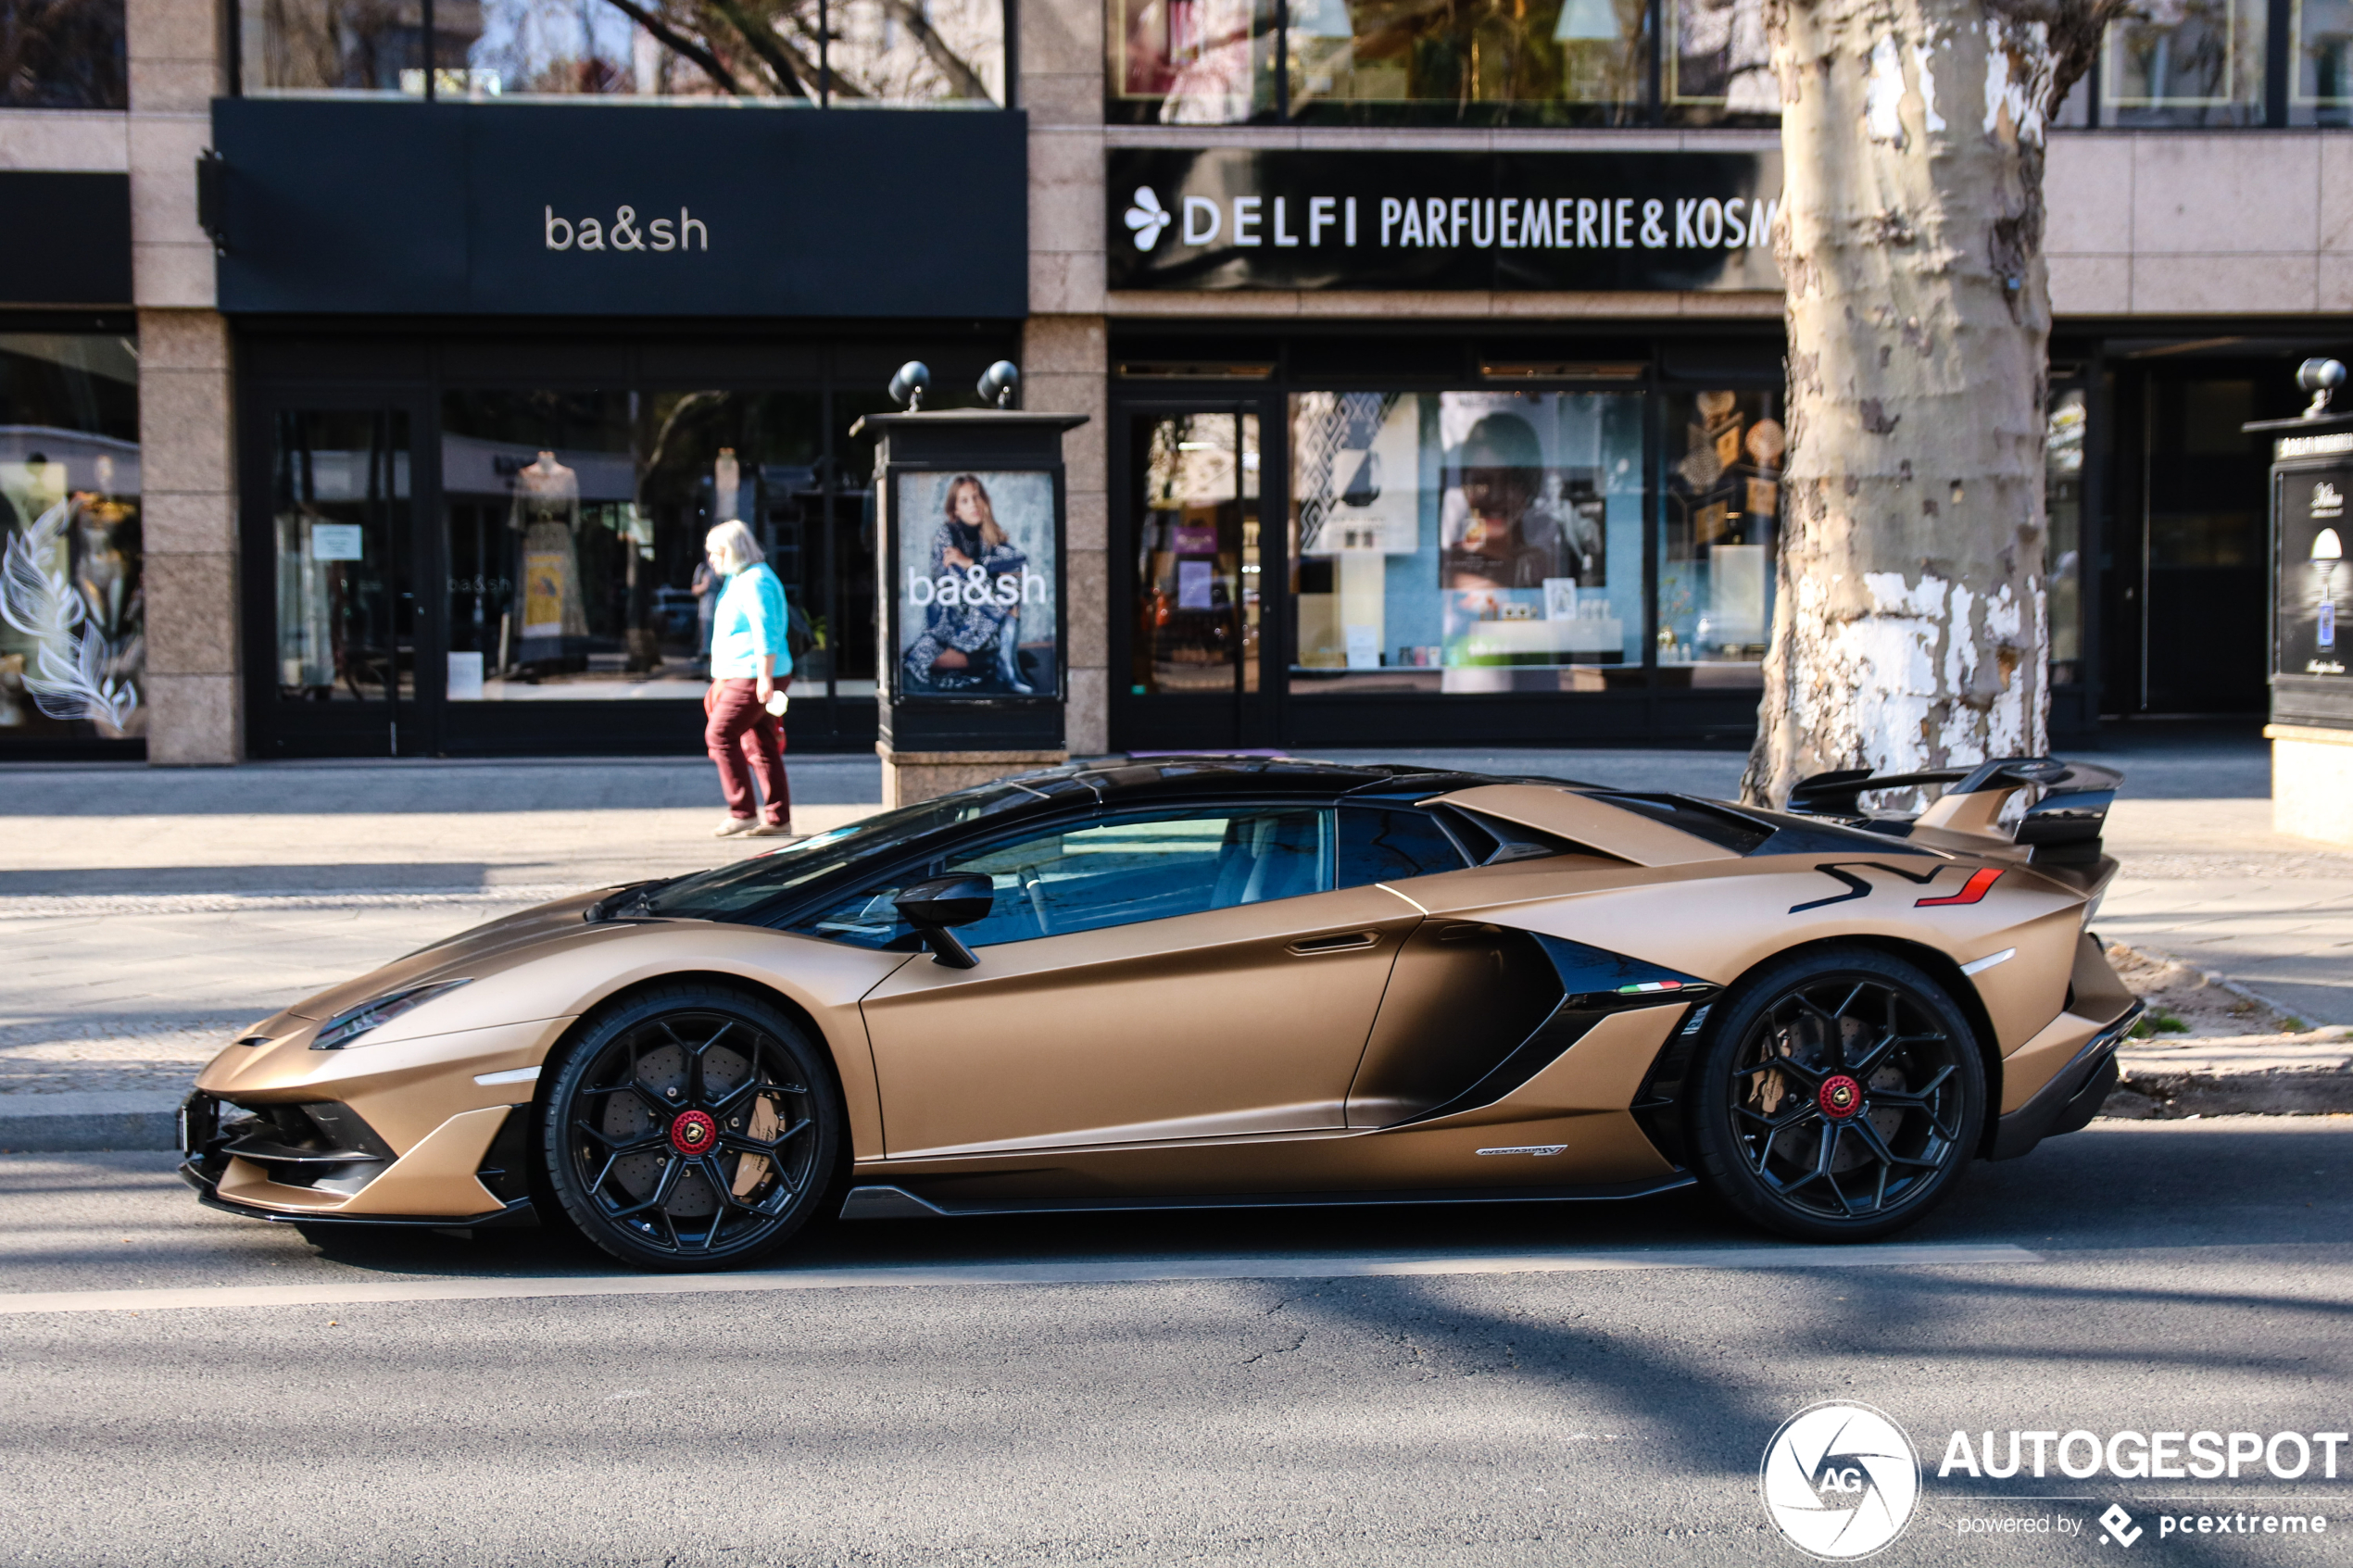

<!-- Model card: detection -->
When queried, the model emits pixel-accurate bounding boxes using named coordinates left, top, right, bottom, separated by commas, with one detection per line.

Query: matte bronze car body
left=181, top=757, right=2137, bottom=1264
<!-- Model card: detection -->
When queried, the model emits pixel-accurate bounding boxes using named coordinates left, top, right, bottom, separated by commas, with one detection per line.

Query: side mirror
left=894, top=873, right=995, bottom=969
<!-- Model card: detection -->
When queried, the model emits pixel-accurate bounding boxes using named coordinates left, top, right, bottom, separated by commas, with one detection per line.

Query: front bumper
left=180, top=1089, right=535, bottom=1227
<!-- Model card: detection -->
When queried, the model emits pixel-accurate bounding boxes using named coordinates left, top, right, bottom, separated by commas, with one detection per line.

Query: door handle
left=1288, top=931, right=1378, bottom=955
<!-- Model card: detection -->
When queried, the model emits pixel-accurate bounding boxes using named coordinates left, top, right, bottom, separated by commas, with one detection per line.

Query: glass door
left=1116, top=403, right=1270, bottom=751
left=246, top=401, right=431, bottom=758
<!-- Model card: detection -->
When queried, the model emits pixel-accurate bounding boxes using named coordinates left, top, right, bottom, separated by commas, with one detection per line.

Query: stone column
left=127, top=0, right=240, bottom=763
left=1023, top=317, right=1108, bottom=756
left=1022, top=0, right=1109, bottom=756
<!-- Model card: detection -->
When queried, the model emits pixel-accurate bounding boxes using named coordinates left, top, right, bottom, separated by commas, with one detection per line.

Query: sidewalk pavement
left=3, top=730, right=2345, bottom=1149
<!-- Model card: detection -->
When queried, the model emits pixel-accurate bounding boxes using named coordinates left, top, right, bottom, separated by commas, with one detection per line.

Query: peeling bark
left=1741, top=0, right=2123, bottom=807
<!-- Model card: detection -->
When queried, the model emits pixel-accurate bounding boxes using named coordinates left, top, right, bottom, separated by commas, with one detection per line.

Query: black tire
left=1686, top=946, right=1985, bottom=1243
left=538, top=983, right=841, bottom=1272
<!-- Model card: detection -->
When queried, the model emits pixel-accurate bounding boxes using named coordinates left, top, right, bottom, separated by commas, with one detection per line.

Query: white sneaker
left=749, top=822, right=800, bottom=839
left=713, top=816, right=758, bottom=838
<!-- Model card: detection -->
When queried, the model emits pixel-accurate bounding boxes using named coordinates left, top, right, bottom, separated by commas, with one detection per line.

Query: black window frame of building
left=234, top=320, right=1020, bottom=760
left=1104, top=0, right=2330, bottom=128
left=223, top=0, right=1022, bottom=107
left=1106, top=323, right=2111, bottom=753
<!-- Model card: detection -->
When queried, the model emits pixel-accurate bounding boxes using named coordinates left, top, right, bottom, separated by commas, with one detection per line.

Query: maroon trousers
left=704, top=678, right=790, bottom=826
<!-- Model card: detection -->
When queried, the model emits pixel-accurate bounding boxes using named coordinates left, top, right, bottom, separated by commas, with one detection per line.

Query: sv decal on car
left=1788, top=861, right=2006, bottom=914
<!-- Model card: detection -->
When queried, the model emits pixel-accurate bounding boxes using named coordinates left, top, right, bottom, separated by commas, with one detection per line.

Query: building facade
left=1, top=0, right=2346, bottom=763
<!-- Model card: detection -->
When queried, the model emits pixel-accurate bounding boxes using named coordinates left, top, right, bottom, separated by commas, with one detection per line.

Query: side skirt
left=838, top=1173, right=1697, bottom=1222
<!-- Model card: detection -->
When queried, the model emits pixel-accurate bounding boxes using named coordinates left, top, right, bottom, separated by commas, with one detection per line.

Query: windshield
left=636, top=779, right=1076, bottom=922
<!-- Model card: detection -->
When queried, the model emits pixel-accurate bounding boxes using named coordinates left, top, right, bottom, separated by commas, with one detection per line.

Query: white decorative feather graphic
left=0, top=499, right=139, bottom=729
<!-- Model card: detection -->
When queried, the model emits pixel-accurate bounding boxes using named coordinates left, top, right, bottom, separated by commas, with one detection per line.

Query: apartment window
left=237, top=0, right=1007, bottom=101
left=1109, top=0, right=2344, bottom=126
left=2293, top=0, right=2353, bottom=122
left=4, top=0, right=129, bottom=107
left=2100, top=0, right=2267, bottom=125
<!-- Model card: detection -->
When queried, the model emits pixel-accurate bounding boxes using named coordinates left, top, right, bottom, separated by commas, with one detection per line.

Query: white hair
left=705, top=520, right=764, bottom=575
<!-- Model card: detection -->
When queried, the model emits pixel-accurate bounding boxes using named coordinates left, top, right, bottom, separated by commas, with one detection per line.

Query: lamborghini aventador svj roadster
left=181, top=757, right=2140, bottom=1270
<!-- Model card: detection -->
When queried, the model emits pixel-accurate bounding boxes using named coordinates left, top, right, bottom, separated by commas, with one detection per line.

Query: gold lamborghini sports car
left=181, top=758, right=2139, bottom=1270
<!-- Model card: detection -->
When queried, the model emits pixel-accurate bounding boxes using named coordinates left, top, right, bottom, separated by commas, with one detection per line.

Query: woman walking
left=701, top=520, right=794, bottom=839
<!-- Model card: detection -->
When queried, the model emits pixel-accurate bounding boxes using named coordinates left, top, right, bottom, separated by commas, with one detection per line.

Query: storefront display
left=1658, top=386, right=1783, bottom=684
left=1288, top=390, right=1643, bottom=695
left=436, top=389, right=834, bottom=705
left=0, top=328, right=143, bottom=753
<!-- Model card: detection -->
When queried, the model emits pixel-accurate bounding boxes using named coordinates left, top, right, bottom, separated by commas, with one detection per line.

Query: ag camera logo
left=1761, top=1402, right=1920, bottom=1559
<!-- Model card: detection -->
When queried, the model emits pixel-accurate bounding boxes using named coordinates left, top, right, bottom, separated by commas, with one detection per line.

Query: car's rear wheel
left=539, top=984, right=840, bottom=1271
left=1687, top=947, right=1985, bottom=1243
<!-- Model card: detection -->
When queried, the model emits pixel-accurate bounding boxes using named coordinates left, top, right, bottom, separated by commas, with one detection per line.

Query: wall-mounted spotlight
left=2297, top=358, right=2346, bottom=419
left=977, top=361, right=1021, bottom=408
left=888, top=361, right=932, bottom=412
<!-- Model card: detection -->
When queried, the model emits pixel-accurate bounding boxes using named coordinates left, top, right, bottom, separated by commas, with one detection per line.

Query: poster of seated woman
left=897, top=470, right=1059, bottom=697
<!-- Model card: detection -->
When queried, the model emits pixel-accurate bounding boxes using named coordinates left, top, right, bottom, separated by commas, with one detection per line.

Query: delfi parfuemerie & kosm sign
left=1106, top=147, right=1782, bottom=294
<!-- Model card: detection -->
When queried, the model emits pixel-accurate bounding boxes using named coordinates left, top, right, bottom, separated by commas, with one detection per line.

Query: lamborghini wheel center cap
left=669, top=1110, right=718, bottom=1157
left=1818, top=1075, right=1864, bottom=1121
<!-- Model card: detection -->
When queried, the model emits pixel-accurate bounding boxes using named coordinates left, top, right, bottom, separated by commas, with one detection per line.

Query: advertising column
left=856, top=408, right=1088, bottom=807
left=2249, top=385, right=2353, bottom=847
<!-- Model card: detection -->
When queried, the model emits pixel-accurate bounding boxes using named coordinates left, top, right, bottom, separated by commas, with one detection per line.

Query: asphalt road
left=0, top=1119, right=2348, bottom=1567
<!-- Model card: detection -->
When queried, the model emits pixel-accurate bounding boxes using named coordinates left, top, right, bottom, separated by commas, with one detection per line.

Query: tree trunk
left=1742, top=0, right=2113, bottom=807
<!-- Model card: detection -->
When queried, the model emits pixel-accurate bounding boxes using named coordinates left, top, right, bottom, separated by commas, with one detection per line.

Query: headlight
left=310, top=979, right=473, bottom=1050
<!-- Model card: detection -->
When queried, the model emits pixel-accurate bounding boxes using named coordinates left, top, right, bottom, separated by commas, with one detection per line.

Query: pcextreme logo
left=1760, top=1402, right=1921, bottom=1560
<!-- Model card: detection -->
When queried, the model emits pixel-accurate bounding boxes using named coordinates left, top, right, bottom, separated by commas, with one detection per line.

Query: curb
left=0, top=1093, right=182, bottom=1154
left=2106, top=1058, right=2353, bottom=1120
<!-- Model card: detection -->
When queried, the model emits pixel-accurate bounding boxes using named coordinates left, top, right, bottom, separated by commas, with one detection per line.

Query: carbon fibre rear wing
left=1785, top=757, right=2121, bottom=861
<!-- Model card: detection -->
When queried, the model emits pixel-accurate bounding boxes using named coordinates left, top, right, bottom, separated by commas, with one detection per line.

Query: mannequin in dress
left=510, top=450, right=589, bottom=671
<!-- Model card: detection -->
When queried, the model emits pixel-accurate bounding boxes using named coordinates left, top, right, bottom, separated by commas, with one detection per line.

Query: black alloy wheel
left=540, top=985, right=840, bottom=1271
left=1687, top=947, right=1985, bottom=1243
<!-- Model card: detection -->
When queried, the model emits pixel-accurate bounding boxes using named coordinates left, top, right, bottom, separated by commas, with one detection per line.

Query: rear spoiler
left=1786, top=757, right=2120, bottom=858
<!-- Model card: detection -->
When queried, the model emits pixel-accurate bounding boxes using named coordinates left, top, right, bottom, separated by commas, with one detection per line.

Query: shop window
left=1658, top=386, right=1782, bottom=687
left=438, top=389, right=826, bottom=703
left=2100, top=0, right=2268, bottom=125
left=241, top=0, right=430, bottom=95
left=1131, top=410, right=1262, bottom=695
left=271, top=408, right=413, bottom=703
left=3, top=0, right=128, bottom=107
left=2046, top=385, right=2085, bottom=688
left=1287, top=390, right=1644, bottom=696
left=1111, top=0, right=1277, bottom=122
left=1285, top=0, right=1651, bottom=126
left=0, top=331, right=142, bottom=746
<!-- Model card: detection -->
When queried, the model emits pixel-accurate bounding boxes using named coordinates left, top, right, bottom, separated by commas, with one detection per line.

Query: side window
left=1337, top=807, right=1470, bottom=888
left=787, top=805, right=1334, bottom=949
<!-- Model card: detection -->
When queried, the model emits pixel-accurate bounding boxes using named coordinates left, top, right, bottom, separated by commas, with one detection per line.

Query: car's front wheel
left=1686, top=947, right=1985, bottom=1243
left=539, top=985, right=840, bottom=1271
